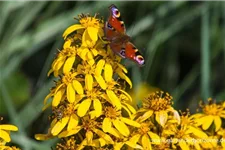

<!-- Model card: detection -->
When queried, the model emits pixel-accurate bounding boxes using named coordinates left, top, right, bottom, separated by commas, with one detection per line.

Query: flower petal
left=58, top=126, right=82, bottom=138
left=156, top=111, right=168, bottom=127
left=63, top=24, right=84, bottom=39
left=72, top=80, right=84, bottom=95
left=63, top=56, right=75, bottom=74
left=94, top=75, right=107, bottom=90
left=95, top=59, right=105, bottom=76
left=0, top=125, right=18, bottom=131
left=139, top=110, right=153, bottom=122
left=85, top=74, right=93, bottom=91
left=102, top=118, right=112, bottom=132
left=93, top=128, right=114, bottom=144
left=93, top=99, right=102, bottom=117
left=214, top=116, right=221, bottom=131
left=104, top=63, right=113, bottom=82
left=141, top=134, right=152, bottom=150
left=86, top=130, right=93, bottom=144
left=52, top=88, right=65, bottom=107
left=113, top=119, right=130, bottom=137
left=202, top=115, right=213, bottom=130
left=77, top=99, right=92, bottom=117
left=106, top=90, right=121, bottom=109
left=187, top=126, right=208, bottom=138
left=67, top=83, right=76, bottom=103
left=51, top=116, right=69, bottom=136
left=67, top=114, right=79, bottom=131
left=0, top=130, right=11, bottom=142
left=148, top=131, right=160, bottom=145
left=126, top=134, right=141, bottom=148
left=179, top=139, right=189, bottom=150
left=87, top=27, right=98, bottom=44
left=120, top=117, right=141, bottom=127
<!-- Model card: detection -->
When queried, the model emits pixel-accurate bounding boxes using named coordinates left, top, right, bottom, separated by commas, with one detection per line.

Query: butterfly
left=104, top=4, right=145, bottom=66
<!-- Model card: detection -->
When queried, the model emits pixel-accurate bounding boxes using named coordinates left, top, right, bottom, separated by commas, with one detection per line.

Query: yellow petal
left=116, top=63, right=128, bottom=73
left=52, top=88, right=65, bottom=107
left=82, top=29, right=91, bottom=47
left=63, top=40, right=71, bottom=49
left=87, top=27, right=98, bottom=43
left=104, top=63, right=113, bottom=82
left=126, top=134, right=141, bottom=148
left=63, top=56, right=75, bottom=74
left=155, top=111, right=168, bottom=127
left=102, top=118, right=112, bottom=132
left=118, top=89, right=132, bottom=102
left=86, top=130, right=93, bottom=144
left=77, top=99, right=92, bottom=117
left=93, top=99, right=102, bottom=117
left=51, top=116, right=69, bottom=136
left=187, top=126, right=208, bottom=138
left=107, top=127, right=121, bottom=138
left=78, top=48, right=89, bottom=60
left=114, top=142, right=124, bottom=150
left=91, top=48, right=98, bottom=56
left=139, top=110, right=153, bottom=122
left=179, top=139, right=189, bottom=150
left=94, top=75, right=107, bottom=90
left=67, top=83, right=76, bottom=103
left=72, top=80, right=84, bottom=95
left=95, top=59, right=105, bottom=76
left=0, top=125, right=18, bottom=131
left=63, top=24, right=84, bottom=39
left=92, top=128, right=114, bottom=144
left=214, top=116, right=221, bottom=131
left=0, top=130, right=11, bottom=142
left=67, top=114, right=79, bottom=131
left=43, top=93, right=52, bottom=105
left=120, top=117, right=141, bottom=127
left=202, top=115, right=213, bottom=130
left=106, top=90, right=121, bottom=109
left=85, top=74, right=93, bottom=91
left=141, top=134, right=152, bottom=150
left=58, top=126, right=82, bottom=138
left=117, top=71, right=132, bottom=88
left=147, top=131, right=160, bottom=145
left=122, top=102, right=136, bottom=115
left=113, top=119, right=130, bottom=137
left=35, top=134, right=52, bottom=141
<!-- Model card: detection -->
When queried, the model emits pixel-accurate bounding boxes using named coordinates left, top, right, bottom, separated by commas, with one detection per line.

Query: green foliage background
left=0, top=1, right=224, bottom=149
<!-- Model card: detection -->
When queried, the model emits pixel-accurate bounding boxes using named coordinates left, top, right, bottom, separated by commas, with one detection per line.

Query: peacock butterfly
left=104, top=4, right=145, bottom=66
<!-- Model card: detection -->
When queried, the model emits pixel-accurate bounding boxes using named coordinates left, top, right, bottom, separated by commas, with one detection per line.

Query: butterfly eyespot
left=135, top=55, right=145, bottom=66
left=119, top=49, right=126, bottom=58
left=107, top=22, right=113, bottom=29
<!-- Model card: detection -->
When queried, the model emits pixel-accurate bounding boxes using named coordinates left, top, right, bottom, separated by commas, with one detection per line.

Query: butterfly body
left=105, top=4, right=145, bottom=66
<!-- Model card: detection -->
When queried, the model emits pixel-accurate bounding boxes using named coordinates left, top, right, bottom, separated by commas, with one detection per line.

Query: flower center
left=105, top=107, right=121, bottom=119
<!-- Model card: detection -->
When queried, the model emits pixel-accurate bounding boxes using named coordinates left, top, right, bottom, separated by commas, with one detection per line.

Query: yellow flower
left=48, top=38, right=77, bottom=77
left=0, top=117, right=20, bottom=150
left=192, top=98, right=225, bottom=132
left=126, top=122, right=161, bottom=150
left=134, top=91, right=180, bottom=127
left=102, top=107, right=140, bottom=138
left=63, top=14, right=104, bottom=47
left=162, top=112, right=208, bottom=150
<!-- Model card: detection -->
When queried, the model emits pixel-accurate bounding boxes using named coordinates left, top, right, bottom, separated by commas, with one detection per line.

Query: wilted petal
left=67, top=83, right=76, bottom=103
left=63, top=24, right=84, bottom=39
left=77, top=99, right=92, bottom=117
left=139, top=110, right=153, bottom=122
left=51, top=116, right=69, bottom=136
left=104, top=63, right=113, bottom=82
left=113, top=119, right=130, bottom=137
left=63, top=56, right=75, bottom=74
left=85, top=74, right=93, bottom=91
left=156, top=111, right=168, bottom=127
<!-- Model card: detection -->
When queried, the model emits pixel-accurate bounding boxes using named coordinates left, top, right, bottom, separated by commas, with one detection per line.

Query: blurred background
left=0, top=1, right=224, bottom=149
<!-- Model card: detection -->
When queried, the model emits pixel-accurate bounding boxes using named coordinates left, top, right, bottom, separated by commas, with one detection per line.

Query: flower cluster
left=0, top=117, right=20, bottom=150
left=35, top=13, right=225, bottom=150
